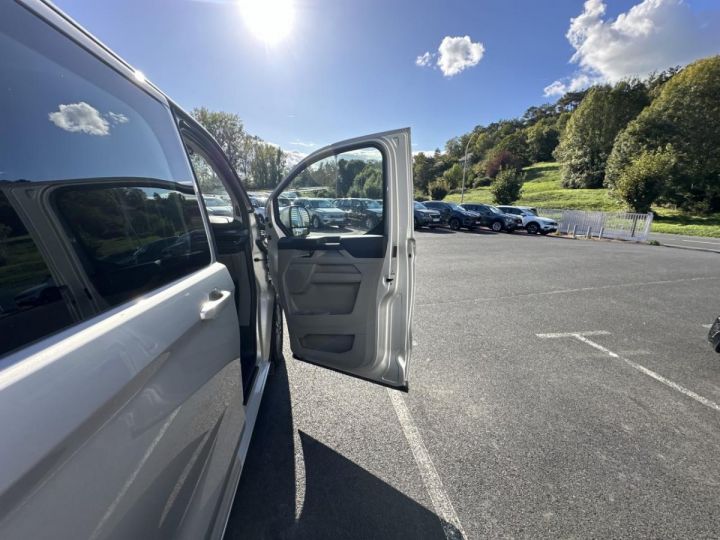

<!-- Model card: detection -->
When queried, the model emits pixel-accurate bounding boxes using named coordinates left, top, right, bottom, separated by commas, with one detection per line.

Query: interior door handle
left=200, top=289, right=232, bottom=320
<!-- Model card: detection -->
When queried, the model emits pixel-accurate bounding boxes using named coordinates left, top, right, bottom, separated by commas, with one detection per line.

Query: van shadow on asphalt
left=224, top=357, right=452, bottom=540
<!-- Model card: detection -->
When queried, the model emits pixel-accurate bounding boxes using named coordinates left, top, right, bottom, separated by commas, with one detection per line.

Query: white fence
left=537, top=208, right=654, bottom=242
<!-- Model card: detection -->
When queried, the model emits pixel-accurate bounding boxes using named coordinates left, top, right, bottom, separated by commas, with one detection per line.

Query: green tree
left=490, top=167, right=524, bottom=205
left=250, top=142, right=286, bottom=189
left=191, top=107, right=287, bottom=189
left=611, top=148, right=675, bottom=213
left=525, top=117, right=560, bottom=162
left=338, top=159, right=367, bottom=197
left=606, top=56, right=720, bottom=213
left=191, top=108, right=249, bottom=177
left=483, top=149, right=523, bottom=178
left=428, top=179, right=450, bottom=200
left=348, top=163, right=383, bottom=198
left=554, top=81, right=649, bottom=188
left=442, top=163, right=464, bottom=190
left=413, top=153, right=435, bottom=195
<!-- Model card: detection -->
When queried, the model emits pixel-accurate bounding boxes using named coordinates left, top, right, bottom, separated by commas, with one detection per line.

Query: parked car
left=294, top=197, right=347, bottom=229
left=413, top=201, right=442, bottom=229
left=0, top=3, right=416, bottom=538
left=709, top=316, right=720, bottom=353
left=333, top=198, right=384, bottom=230
left=423, top=201, right=479, bottom=230
left=203, top=195, right=234, bottom=217
left=248, top=194, right=268, bottom=223
left=460, top=203, right=520, bottom=232
left=497, top=205, right=559, bottom=235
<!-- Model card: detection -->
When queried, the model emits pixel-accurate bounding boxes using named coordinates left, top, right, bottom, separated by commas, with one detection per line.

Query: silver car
left=0, top=3, right=416, bottom=538
left=295, top=197, right=347, bottom=229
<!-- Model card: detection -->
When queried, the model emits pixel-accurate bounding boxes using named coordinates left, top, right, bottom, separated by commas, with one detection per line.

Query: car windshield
left=414, top=202, right=427, bottom=210
left=489, top=206, right=503, bottom=214
left=448, top=203, right=463, bottom=211
left=251, top=197, right=267, bottom=207
left=308, top=199, right=333, bottom=208
left=205, top=198, right=226, bottom=207
left=366, top=200, right=382, bottom=209
left=522, top=208, right=538, bottom=216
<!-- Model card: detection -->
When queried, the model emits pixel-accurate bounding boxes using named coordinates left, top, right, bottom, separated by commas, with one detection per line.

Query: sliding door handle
left=200, top=289, right=232, bottom=320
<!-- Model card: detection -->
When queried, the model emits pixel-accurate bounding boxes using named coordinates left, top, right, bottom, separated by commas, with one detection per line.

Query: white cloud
left=49, top=102, right=109, bottom=136
left=289, top=140, right=317, bottom=148
left=415, top=35, right=485, bottom=76
left=416, top=51, right=433, bottom=67
left=543, top=73, right=599, bottom=97
left=284, top=150, right=306, bottom=169
left=437, top=36, right=485, bottom=77
left=546, top=0, right=720, bottom=96
left=107, top=111, right=129, bottom=124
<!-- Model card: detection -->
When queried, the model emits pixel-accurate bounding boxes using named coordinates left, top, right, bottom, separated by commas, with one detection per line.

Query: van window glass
left=0, top=190, right=76, bottom=357
left=0, top=2, right=211, bottom=353
left=53, top=183, right=210, bottom=309
left=0, top=3, right=193, bottom=184
left=281, top=147, right=385, bottom=236
left=186, top=146, right=237, bottom=220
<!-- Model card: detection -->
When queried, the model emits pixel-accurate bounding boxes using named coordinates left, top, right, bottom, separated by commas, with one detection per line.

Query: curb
left=653, top=242, right=720, bottom=255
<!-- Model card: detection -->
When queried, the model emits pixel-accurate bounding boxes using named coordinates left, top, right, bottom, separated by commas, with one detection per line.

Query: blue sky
left=55, top=0, right=719, bottom=155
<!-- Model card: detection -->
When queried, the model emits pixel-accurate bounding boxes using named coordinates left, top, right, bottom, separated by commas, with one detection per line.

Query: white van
left=0, top=2, right=415, bottom=538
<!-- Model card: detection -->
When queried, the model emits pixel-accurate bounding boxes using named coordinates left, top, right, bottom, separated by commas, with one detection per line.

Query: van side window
left=0, top=190, right=76, bottom=357
left=53, top=183, right=210, bottom=309
left=186, top=146, right=238, bottom=220
left=0, top=2, right=212, bottom=355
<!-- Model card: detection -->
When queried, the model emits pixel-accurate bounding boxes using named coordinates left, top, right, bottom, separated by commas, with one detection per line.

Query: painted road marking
left=416, top=276, right=720, bottom=308
left=702, top=324, right=712, bottom=329
left=680, top=239, right=720, bottom=246
left=537, top=332, right=720, bottom=413
left=537, top=330, right=611, bottom=339
left=388, top=389, right=466, bottom=540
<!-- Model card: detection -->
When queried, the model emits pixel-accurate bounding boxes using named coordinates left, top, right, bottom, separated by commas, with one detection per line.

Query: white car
left=294, top=197, right=348, bottom=229
left=497, top=205, right=559, bottom=235
left=0, top=3, right=415, bottom=538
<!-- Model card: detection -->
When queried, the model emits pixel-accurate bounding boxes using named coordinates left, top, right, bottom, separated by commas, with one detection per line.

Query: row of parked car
left=415, top=201, right=559, bottom=234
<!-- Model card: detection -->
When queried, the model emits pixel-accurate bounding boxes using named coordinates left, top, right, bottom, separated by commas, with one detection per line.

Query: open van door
left=265, top=129, right=415, bottom=390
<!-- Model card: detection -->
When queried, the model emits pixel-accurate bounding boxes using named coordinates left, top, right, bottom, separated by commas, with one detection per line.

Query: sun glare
left=239, top=0, right=295, bottom=45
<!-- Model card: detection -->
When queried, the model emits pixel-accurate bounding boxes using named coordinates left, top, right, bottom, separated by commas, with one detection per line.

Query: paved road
left=225, top=229, right=720, bottom=539
left=648, top=231, right=720, bottom=252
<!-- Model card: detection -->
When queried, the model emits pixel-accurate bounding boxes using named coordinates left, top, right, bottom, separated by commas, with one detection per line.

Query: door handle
left=200, top=289, right=232, bottom=320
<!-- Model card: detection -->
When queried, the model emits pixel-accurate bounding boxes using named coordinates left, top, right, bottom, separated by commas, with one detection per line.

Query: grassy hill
left=445, top=162, right=720, bottom=237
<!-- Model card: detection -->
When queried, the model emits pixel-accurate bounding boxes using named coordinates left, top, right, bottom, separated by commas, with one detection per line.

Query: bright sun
left=239, top=0, right=295, bottom=45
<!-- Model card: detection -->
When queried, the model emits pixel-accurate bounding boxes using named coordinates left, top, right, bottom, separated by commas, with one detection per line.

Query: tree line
left=414, top=55, right=720, bottom=214
left=191, top=107, right=287, bottom=190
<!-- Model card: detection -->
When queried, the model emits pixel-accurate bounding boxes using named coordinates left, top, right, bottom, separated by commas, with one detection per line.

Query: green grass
left=445, top=162, right=720, bottom=237
left=651, top=209, right=720, bottom=237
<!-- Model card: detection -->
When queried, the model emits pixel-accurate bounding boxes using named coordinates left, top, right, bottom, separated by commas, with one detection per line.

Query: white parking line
left=388, top=389, right=466, bottom=540
left=537, top=332, right=720, bottom=413
left=416, top=276, right=720, bottom=308
left=680, top=239, right=720, bottom=246
left=537, top=330, right=611, bottom=339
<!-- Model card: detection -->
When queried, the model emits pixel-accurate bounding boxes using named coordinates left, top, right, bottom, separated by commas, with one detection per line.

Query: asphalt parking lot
left=225, top=229, right=720, bottom=539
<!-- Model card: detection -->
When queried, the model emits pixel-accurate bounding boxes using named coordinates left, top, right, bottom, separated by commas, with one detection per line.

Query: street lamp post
left=460, top=132, right=477, bottom=204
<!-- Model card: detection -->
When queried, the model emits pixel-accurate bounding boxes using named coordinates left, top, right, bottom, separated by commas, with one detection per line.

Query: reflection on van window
left=54, top=183, right=210, bottom=309
left=0, top=190, right=76, bottom=357
left=0, top=4, right=193, bottom=184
